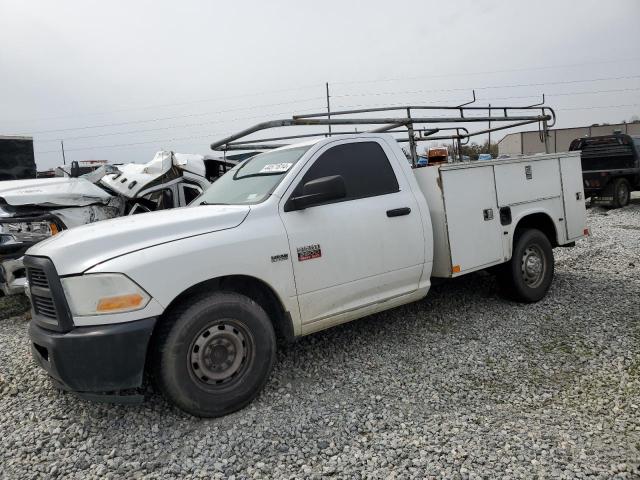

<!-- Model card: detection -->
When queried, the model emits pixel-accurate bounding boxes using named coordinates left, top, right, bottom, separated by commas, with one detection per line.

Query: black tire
left=153, top=291, right=276, bottom=417
left=497, top=228, right=554, bottom=303
left=610, top=178, right=630, bottom=209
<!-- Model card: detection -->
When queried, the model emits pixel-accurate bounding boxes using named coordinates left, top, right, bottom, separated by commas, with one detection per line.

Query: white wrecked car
left=0, top=151, right=238, bottom=295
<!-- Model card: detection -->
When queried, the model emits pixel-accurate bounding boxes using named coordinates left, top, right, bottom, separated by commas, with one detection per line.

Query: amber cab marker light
left=452, top=265, right=461, bottom=274
left=96, top=293, right=144, bottom=312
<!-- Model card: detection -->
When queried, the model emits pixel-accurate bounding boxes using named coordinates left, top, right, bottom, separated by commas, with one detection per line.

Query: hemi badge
left=297, top=244, right=321, bottom=261
left=271, top=253, right=289, bottom=263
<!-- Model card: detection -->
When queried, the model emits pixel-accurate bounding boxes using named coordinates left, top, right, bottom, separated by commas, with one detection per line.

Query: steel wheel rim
left=617, top=183, right=628, bottom=205
left=521, top=244, right=546, bottom=288
left=188, top=319, right=252, bottom=387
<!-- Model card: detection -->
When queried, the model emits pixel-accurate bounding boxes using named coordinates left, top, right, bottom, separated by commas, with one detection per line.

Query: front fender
left=85, top=213, right=301, bottom=333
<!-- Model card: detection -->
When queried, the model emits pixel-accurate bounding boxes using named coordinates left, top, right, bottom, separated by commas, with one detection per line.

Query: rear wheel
left=154, top=292, right=276, bottom=417
left=610, top=178, right=630, bottom=208
left=497, top=228, right=554, bottom=303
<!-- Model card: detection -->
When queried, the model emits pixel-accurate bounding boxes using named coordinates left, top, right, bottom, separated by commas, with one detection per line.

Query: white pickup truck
left=25, top=133, right=587, bottom=417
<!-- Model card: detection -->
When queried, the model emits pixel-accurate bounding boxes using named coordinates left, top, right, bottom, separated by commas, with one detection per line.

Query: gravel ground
left=1, top=198, right=639, bottom=479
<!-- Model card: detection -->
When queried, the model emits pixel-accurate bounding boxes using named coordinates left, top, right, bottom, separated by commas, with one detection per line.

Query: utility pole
left=326, top=82, right=332, bottom=136
left=61, top=140, right=66, bottom=165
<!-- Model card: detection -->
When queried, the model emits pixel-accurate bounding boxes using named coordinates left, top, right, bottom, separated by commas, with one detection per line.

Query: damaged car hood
left=99, top=151, right=207, bottom=199
left=27, top=205, right=250, bottom=275
left=0, top=177, right=112, bottom=208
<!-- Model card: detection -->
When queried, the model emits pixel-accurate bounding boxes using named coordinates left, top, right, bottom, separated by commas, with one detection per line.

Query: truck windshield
left=195, top=146, right=311, bottom=206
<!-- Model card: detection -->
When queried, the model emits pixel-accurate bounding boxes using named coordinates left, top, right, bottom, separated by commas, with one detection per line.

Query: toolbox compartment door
left=440, top=166, right=503, bottom=273
left=559, top=155, right=587, bottom=240
left=493, top=158, right=562, bottom=206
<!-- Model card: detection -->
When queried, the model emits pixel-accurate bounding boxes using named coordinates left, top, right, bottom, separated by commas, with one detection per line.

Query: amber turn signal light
left=96, top=293, right=145, bottom=312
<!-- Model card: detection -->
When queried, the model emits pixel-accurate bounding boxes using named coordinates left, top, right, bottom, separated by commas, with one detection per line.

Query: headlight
left=61, top=274, right=151, bottom=316
left=0, top=221, right=59, bottom=243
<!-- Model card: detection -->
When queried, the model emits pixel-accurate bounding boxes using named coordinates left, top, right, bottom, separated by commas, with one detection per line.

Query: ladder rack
left=210, top=102, right=556, bottom=165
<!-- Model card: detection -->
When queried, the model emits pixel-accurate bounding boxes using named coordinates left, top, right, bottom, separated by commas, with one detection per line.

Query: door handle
left=387, top=207, right=411, bottom=217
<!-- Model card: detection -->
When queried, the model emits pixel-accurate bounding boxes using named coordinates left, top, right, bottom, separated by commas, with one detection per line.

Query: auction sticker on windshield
left=259, top=163, right=292, bottom=173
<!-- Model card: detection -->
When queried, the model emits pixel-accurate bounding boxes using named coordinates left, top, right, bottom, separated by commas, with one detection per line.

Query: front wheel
left=497, top=228, right=554, bottom=303
left=154, top=292, right=276, bottom=417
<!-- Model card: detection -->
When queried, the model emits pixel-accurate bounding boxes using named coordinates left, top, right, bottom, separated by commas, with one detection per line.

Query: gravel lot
left=1, top=198, right=639, bottom=479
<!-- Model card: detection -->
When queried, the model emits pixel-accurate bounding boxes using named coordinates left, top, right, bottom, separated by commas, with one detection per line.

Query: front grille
left=24, top=257, right=72, bottom=332
left=28, top=265, right=59, bottom=322
left=32, top=294, right=57, bottom=319
left=27, top=267, right=49, bottom=289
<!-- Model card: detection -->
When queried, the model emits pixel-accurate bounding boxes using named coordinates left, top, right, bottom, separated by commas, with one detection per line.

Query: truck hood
left=0, top=177, right=111, bottom=208
left=27, top=205, right=250, bottom=275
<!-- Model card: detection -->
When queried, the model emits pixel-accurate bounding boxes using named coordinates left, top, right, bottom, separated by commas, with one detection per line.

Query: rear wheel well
left=604, top=175, right=633, bottom=189
left=158, top=275, right=293, bottom=343
left=514, top=213, right=558, bottom=248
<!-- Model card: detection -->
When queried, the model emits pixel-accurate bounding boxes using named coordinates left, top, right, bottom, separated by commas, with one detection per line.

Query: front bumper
left=29, top=317, right=156, bottom=396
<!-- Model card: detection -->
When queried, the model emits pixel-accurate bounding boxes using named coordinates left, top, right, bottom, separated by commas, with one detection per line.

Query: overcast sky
left=1, top=0, right=639, bottom=169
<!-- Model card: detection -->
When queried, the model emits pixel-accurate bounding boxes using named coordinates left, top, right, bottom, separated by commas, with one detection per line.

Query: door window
left=142, top=188, right=173, bottom=210
left=182, top=184, right=202, bottom=205
left=294, top=141, right=399, bottom=204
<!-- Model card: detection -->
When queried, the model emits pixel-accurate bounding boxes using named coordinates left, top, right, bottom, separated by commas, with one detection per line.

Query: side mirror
left=284, top=175, right=346, bottom=211
left=70, top=161, right=80, bottom=178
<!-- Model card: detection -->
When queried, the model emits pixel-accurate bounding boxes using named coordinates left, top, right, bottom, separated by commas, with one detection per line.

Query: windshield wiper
left=233, top=171, right=285, bottom=181
left=200, top=201, right=229, bottom=205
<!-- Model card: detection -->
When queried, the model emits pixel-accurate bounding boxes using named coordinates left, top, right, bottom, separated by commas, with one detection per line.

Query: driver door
left=279, top=139, right=424, bottom=326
